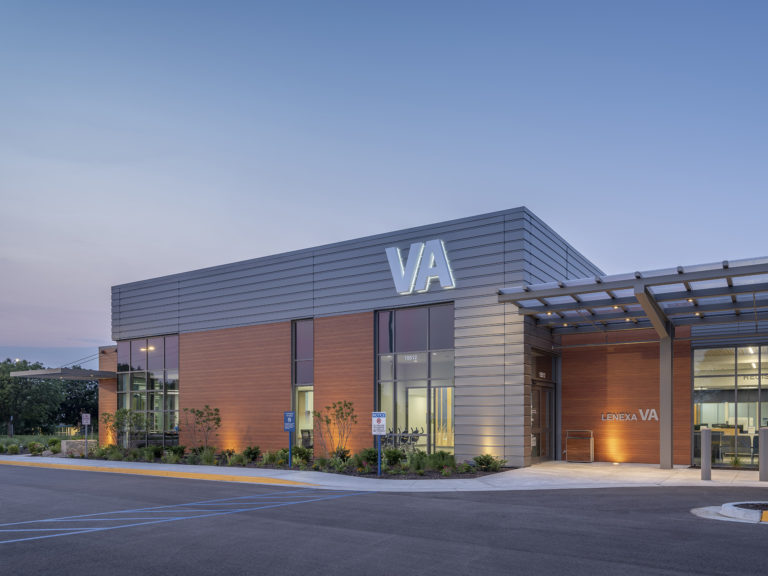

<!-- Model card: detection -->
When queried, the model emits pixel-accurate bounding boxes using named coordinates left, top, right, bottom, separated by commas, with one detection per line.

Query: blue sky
left=1, top=1, right=767, bottom=368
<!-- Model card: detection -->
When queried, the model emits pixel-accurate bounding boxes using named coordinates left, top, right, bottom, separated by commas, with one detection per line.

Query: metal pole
left=760, top=427, right=768, bottom=482
left=700, top=428, right=711, bottom=481
left=85, top=424, right=88, bottom=458
left=289, top=430, right=293, bottom=469
left=377, top=435, right=381, bottom=477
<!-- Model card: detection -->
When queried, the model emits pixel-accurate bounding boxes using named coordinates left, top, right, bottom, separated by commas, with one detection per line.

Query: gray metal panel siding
left=112, top=208, right=529, bottom=340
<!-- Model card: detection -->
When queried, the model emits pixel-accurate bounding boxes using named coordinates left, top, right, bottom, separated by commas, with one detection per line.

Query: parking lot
left=2, top=465, right=768, bottom=575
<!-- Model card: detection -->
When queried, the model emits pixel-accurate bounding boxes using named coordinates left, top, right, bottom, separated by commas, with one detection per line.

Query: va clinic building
left=97, top=207, right=768, bottom=468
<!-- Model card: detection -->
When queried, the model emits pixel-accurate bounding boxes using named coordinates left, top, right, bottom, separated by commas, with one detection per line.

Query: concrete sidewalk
left=1, top=455, right=766, bottom=492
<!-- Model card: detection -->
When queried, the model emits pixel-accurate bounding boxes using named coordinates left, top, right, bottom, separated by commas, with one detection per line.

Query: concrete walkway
left=1, top=455, right=766, bottom=492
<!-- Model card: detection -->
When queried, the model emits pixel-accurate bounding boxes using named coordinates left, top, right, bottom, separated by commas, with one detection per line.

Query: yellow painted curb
left=0, top=460, right=315, bottom=487
left=762, top=510, right=768, bottom=523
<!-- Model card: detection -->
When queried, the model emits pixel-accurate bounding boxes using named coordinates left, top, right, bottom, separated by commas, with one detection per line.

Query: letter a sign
left=386, top=239, right=456, bottom=295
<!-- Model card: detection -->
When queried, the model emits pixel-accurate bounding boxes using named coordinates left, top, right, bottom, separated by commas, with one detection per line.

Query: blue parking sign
left=284, top=411, right=296, bottom=432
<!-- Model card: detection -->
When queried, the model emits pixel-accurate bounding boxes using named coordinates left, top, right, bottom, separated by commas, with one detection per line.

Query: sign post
left=372, top=412, right=386, bottom=477
left=81, top=413, right=91, bottom=457
left=284, top=411, right=296, bottom=469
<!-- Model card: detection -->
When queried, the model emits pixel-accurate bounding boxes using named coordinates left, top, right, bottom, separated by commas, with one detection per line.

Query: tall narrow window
left=115, top=334, right=179, bottom=448
left=376, top=303, right=454, bottom=454
left=293, top=319, right=314, bottom=449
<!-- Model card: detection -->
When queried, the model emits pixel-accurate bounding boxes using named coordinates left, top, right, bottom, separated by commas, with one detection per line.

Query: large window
left=376, top=303, right=454, bottom=453
left=293, top=319, right=314, bottom=449
left=116, top=334, right=179, bottom=447
left=693, top=346, right=766, bottom=467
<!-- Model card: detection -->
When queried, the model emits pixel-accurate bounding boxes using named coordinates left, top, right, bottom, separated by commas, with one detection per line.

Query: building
left=97, top=206, right=768, bottom=469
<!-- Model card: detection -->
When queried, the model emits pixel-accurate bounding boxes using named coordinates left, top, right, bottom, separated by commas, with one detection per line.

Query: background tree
left=58, top=367, right=98, bottom=428
left=0, top=358, right=63, bottom=435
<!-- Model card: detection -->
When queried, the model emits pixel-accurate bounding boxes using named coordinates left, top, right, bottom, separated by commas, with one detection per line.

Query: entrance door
left=531, top=383, right=555, bottom=461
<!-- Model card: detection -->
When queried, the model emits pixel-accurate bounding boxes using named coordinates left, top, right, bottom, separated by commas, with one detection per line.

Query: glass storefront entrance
left=693, top=346, right=766, bottom=467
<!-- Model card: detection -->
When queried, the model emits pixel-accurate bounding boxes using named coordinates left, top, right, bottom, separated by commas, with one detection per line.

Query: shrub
left=457, top=461, right=475, bottom=474
left=228, top=453, right=247, bottom=466
left=221, top=448, right=236, bottom=465
left=167, top=445, right=186, bottom=458
left=28, top=442, right=44, bottom=455
left=125, top=448, right=141, bottom=462
left=407, top=450, right=428, bottom=472
left=384, top=448, right=405, bottom=467
left=161, top=451, right=181, bottom=464
left=243, top=445, right=261, bottom=463
left=263, top=449, right=289, bottom=467
left=140, top=446, right=157, bottom=462
left=328, top=456, right=348, bottom=473
left=473, top=453, right=507, bottom=472
left=0, top=443, right=6, bottom=454
left=351, top=447, right=378, bottom=470
left=200, top=446, right=216, bottom=466
left=6, top=444, right=19, bottom=455
left=292, top=445, right=312, bottom=464
left=50, top=441, right=61, bottom=454
left=186, top=452, right=201, bottom=465
left=428, top=451, right=455, bottom=470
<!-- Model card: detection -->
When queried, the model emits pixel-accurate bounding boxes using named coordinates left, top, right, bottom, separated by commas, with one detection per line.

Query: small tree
left=100, top=409, right=146, bottom=448
left=182, top=405, right=221, bottom=449
left=313, top=400, right=358, bottom=459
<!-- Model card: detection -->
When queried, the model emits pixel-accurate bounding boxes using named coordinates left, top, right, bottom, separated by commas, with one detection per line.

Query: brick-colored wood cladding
left=98, top=346, right=117, bottom=446
left=561, top=328, right=691, bottom=465
left=314, top=312, right=374, bottom=457
left=179, top=323, right=291, bottom=452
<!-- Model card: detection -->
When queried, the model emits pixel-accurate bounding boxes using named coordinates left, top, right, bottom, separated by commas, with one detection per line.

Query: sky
left=1, top=1, right=767, bottom=369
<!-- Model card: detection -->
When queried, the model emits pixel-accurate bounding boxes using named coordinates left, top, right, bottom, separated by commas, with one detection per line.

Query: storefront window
left=376, top=303, right=455, bottom=453
left=693, top=346, right=763, bottom=468
left=116, top=334, right=180, bottom=448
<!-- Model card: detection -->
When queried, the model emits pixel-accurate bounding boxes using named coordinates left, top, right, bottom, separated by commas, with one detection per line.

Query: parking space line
left=0, top=489, right=371, bottom=545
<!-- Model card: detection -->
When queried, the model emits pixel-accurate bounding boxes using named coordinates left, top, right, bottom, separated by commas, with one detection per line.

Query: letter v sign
left=386, top=242, right=425, bottom=294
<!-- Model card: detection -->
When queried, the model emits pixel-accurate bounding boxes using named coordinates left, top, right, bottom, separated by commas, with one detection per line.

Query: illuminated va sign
left=386, top=239, right=456, bottom=295
left=601, top=409, right=659, bottom=422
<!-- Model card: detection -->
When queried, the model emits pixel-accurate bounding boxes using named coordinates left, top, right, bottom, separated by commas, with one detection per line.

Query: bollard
left=701, top=427, right=711, bottom=481
left=760, top=427, right=768, bottom=482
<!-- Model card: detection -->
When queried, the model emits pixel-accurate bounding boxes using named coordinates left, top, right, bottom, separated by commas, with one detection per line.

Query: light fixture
left=752, top=362, right=757, bottom=369
left=613, top=305, right=619, bottom=310
left=546, top=311, right=552, bottom=316
left=625, top=317, right=631, bottom=322
left=687, top=298, right=693, bottom=303
left=563, top=323, right=568, bottom=327
left=695, top=312, right=701, bottom=317
left=749, top=347, right=754, bottom=354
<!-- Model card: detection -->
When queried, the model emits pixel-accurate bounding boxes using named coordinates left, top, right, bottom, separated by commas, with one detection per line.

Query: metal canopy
left=9, top=368, right=116, bottom=380
left=498, top=257, right=768, bottom=339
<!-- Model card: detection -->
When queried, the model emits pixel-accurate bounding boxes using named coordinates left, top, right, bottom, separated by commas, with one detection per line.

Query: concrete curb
left=720, top=502, right=767, bottom=523
left=2, top=455, right=768, bottom=492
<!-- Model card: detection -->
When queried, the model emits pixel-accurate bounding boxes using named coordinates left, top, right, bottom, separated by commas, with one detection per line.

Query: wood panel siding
left=179, top=323, right=291, bottom=452
left=313, top=312, right=374, bottom=457
left=561, top=328, right=691, bottom=465
left=98, top=346, right=117, bottom=445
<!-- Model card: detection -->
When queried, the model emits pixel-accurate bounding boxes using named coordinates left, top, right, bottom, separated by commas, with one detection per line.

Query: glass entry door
left=531, top=383, right=554, bottom=461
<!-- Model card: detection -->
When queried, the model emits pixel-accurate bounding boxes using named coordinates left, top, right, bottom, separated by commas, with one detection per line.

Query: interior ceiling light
left=752, top=362, right=757, bottom=369
left=749, top=347, right=755, bottom=354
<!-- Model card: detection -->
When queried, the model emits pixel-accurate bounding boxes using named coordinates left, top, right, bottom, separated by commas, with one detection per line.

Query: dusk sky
left=1, top=1, right=767, bottom=369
